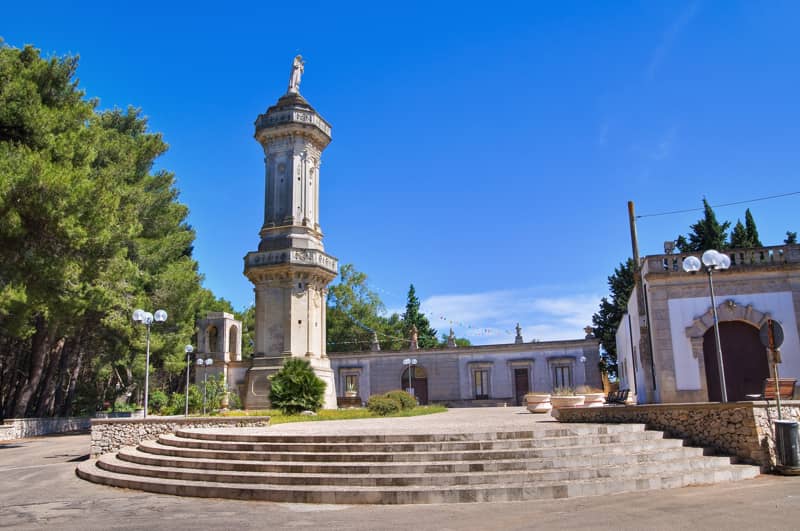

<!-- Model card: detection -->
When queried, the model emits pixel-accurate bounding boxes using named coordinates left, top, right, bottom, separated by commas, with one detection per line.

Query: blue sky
left=4, top=1, right=799, bottom=344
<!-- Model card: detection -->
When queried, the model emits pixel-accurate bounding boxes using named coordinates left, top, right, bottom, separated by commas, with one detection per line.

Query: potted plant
left=576, top=385, right=605, bottom=407
left=549, top=387, right=585, bottom=409
left=524, top=392, right=552, bottom=414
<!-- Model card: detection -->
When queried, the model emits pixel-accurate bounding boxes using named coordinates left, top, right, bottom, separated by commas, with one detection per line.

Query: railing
left=642, top=244, right=799, bottom=275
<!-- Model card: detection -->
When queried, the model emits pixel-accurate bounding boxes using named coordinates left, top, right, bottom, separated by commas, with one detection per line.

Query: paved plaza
left=2, top=408, right=800, bottom=530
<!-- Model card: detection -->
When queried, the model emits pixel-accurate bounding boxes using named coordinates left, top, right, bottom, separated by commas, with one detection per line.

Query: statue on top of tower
left=287, top=55, right=304, bottom=94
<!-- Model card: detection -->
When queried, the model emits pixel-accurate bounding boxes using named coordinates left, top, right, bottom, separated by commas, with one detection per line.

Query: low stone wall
left=555, top=401, right=800, bottom=471
left=90, top=416, right=271, bottom=457
left=0, top=417, right=91, bottom=441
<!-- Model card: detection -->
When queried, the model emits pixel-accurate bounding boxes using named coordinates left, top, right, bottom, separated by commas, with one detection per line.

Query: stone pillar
left=243, top=64, right=338, bottom=410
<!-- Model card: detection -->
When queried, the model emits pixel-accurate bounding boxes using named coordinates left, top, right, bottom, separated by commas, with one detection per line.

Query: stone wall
left=90, top=416, right=270, bottom=457
left=554, top=401, right=800, bottom=471
left=0, top=417, right=91, bottom=441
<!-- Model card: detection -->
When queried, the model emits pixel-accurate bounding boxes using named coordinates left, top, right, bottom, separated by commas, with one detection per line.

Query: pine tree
left=0, top=44, right=229, bottom=418
left=402, top=285, right=437, bottom=349
left=675, top=199, right=730, bottom=252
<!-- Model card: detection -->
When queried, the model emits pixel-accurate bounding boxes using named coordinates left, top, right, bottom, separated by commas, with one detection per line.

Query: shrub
left=148, top=390, right=169, bottom=414
left=383, top=390, right=416, bottom=410
left=227, top=390, right=243, bottom=410
left=269, top=358, right=326, bottom=414
left=367, top=395, right=402, bottom=416
left=552, top=386, right=576, bottom=396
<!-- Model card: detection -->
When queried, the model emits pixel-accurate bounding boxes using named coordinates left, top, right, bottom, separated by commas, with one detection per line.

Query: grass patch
left=219, top=405, right=447, bottom=424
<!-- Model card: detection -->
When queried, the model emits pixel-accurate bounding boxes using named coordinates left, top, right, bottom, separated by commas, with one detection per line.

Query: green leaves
left=0, top=43, right=230, bottom=417
left=402, top=284, right=437, bottom=349
left=268, top=357, right=326, bottom=414
left=591, top=258, right=634, bottom=377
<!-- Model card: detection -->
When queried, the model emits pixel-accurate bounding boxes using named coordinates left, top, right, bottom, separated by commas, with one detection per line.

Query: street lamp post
left=196, top=357, right=213, bottom=415
left=184, top=345, right=193, bottom=417
left=683, top=249, right=731, bottom=402
left=132, top=308, right=167, bottom=418
left=403, top=358, right=417, bottom=395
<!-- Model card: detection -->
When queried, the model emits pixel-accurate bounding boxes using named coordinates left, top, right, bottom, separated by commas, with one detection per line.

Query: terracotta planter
left=524, top=393, right=552, bottom=414
left=345, top=391, right=358, bottom=398
left=550, top=395, right=585, bottom=409
left=580, top=392, right=605, bottom=408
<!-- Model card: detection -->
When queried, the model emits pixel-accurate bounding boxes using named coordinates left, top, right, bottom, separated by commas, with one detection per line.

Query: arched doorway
left=703, top=321, right=769, bottom=401
left=207, top=326, right=218, bottom=352
left=400, top=366, right=428, bottom=405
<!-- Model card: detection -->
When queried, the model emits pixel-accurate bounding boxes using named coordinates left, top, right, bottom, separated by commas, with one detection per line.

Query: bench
left=605, top=389, right=629, bottom=405
left=746, top=378, right=796, bottom=400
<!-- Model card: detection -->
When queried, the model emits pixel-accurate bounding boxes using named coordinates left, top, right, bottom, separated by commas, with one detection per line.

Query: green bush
left=227, top=390, right=243, bottom=410
left=367, top=395, right=402, bottom=416
left=383, top=390, right=416, bottom=410
left=164, top=392, right=186, bottom=415
left=148, top=390, right=169, bottom=414
left=268, top=358, right=326, bottom=414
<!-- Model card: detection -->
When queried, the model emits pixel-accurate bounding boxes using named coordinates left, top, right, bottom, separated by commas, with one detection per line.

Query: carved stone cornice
left=255, top=110, right=331, bottom=150
left=244, top=251, right=338, bottom=286
left=245, top=249, right=337, bottom=272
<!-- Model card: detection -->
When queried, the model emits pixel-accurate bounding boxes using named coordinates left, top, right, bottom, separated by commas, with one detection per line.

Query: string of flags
left=421, top=311, right=514, bottom=337
left=366, top=284, right=516, bottom=338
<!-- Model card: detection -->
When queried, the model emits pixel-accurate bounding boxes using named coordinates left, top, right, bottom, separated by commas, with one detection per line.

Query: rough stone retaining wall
left=90, top=416, right=271, bottom=457
left=0, top=417, right=91, bottom=441
left=555, top=401, right=800, bottom=471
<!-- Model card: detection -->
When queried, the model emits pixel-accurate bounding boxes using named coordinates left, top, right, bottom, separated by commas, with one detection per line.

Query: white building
left=617, top=244, right=800, bottom=403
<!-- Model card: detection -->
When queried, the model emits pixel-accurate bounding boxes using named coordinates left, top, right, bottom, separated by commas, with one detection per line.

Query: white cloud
left=415, top=289, right=600, bottom=345
left=646, top=2, right=699, bottom=80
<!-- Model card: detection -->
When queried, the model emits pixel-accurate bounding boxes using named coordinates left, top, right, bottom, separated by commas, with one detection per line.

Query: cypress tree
left=675, top=199, right=730, bottom=252
left=402, top=285, right=437, bottom=349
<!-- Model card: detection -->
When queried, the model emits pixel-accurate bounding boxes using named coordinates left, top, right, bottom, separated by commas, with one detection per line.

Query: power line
left=636, top=191, right=800, bottom=219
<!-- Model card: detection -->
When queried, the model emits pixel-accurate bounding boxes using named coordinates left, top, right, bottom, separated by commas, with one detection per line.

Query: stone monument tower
left=243, top=56, right=338, bottom=409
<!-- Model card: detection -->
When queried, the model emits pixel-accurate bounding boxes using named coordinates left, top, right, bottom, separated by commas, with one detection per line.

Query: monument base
left=244, top=355, right=338, bottom=410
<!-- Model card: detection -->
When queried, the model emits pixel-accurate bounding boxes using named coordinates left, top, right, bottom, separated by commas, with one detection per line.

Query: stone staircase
left=76, top=423, right=759, bottom=504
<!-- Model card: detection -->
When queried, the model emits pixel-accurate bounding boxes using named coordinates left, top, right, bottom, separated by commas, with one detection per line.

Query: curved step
left=120, top=443, right=708, bottom=474
left=98, top=452, right=746, bottom=487
left=78, top=422, right=762, bottom=504
left=138, top=437, right=687, bottom=463
left=157, top=430, right=666, bottom=453
left=174, top=424, right=646, bottom=443
left=76, top=459, right=760, bottom=504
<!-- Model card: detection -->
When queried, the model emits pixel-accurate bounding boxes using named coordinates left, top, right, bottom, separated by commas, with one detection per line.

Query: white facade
left=617, top=244, right=800, bottom=403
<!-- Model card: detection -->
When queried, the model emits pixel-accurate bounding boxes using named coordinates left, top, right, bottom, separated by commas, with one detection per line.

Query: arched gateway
left=685, top=299, right=773, bottom=402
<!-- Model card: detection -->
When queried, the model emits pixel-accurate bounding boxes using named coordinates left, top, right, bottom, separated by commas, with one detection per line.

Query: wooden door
left=514, top=368, right=529, bottom=406
left=703, top=321, right=768, bottom=401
